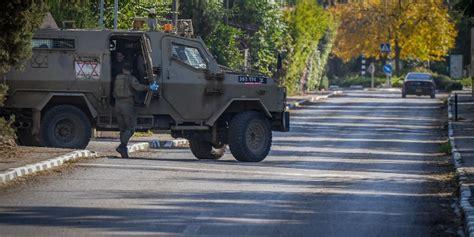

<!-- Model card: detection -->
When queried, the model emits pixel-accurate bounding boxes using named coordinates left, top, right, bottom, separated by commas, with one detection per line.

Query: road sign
left=383, top=64, right=392, bottom=75
left=368, top=63, right=375, bottom=74
left=380, top=43, right=391, bottom=53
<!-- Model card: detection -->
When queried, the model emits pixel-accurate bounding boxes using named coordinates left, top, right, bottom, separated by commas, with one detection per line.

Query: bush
left=319, top=75, right=329, bottom=90
left=0, top=84, right=16, bottom=147
left=460, top=77, right=473, bottom=88
left=432, top=74, right=463, bottom=91
left=330, top=75, right=386, bottom=88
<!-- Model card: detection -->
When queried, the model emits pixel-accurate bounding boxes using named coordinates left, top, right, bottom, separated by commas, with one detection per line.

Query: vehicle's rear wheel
left=189, top=139, right=225, bottom=160
left=228, top=111, right=272, bottom=162
left=40, top=105, right=91, bottom=149
left=402, top=91, right=406, bottom=98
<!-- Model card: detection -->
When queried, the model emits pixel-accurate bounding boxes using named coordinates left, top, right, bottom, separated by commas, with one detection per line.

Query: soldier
left=114, top=63, right=158, bottom=158
left=112, top=51, right=126, bottom=79
left=147, top=9, right=158, bottom=31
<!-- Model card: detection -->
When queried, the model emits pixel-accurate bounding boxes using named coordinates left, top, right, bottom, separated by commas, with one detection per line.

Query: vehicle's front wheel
left=40, top=105, right=91, bottom=149
left=228, top=111, right=272, bottom=162
left=189, top=139, right=225, bottom=160
left=431, top=91, right=436, bottom=99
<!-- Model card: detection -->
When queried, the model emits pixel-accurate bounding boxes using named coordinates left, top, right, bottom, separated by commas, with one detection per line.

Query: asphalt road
left=0, top=90, right=459, bottom=237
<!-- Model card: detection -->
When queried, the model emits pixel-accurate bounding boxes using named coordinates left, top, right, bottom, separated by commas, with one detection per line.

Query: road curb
left=286, top=91, right=343, bottom=110
left=128, top=139, right=189, bottom=153
left=447, top=94, right=474, bottom=237
left=0, top=150, right=98, bottom=185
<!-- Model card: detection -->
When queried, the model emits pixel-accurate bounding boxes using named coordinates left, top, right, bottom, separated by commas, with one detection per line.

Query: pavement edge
left=285, top=90, right=343, bottom=110
left=0, top=150, right=98, bottom=185
left=448, top=94, right=474, bottom=237
left=128, top=139, right=189, bottom=153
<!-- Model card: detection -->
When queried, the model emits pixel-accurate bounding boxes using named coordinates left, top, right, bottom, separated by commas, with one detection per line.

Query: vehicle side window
left=32, top=38, right=75, bottom=50
left=171, top=44, right=207, bottom=69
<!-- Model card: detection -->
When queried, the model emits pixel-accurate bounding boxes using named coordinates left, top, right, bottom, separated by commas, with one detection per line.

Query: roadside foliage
left=0, top=0, right=45, bottom=148
left=330, top=0, right=457, bottom=74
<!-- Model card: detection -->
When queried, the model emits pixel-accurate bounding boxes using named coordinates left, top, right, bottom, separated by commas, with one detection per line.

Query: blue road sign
left=383, top=64, right=392, bottom=75
left=380, top=43, right=391, bottom=53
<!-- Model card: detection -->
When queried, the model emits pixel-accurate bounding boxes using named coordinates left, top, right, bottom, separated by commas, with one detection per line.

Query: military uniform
left=113, top=73, right=148, bottom=154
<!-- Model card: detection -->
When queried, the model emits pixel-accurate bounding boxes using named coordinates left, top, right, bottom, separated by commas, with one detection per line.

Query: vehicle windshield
left=406, top=73, right=432, bottom=81
left=171, top=44, right=207, bottom=69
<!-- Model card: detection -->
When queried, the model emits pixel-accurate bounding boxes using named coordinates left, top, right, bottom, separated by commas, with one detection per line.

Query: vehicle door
left=161, top=37, right=219, bottom=121
left=140, top=34, right=155, bottom=106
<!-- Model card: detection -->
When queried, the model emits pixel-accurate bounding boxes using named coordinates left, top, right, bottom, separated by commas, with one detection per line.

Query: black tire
left=189, top=139, right=225, bottom=160
left=431, top=91, right=436, bottom=99
left=40, top=105, right=91, bottom=149
left=402, top=92, right=406, bottom=98
left=228, top=111, right=272, bottom=162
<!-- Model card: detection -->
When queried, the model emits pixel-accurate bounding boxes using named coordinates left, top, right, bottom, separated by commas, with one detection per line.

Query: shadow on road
left=0, top=91, right=458, bottom=236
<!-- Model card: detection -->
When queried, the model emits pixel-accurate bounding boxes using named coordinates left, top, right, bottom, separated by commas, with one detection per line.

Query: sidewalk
left=447, top=91, right=474, bottom=236
left=286, top=90, right=344, bottom=109
left=0, top=146, right=74, bottom=173
left=0, top=134, right=185, bottom=185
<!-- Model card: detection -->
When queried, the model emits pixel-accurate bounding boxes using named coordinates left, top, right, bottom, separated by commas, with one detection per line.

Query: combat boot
left=115, top=144, right=129, bottom=158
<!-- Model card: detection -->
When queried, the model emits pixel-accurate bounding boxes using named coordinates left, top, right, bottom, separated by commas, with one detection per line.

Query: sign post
left=383, top=63, right=392, bottom=88
left=380, top=43, right=392, bottom=88
left=361, top=55, right=366, bottom=77
left=368, top=62, right=375, bottom=89
left=380, top=43, right=391, bottom=54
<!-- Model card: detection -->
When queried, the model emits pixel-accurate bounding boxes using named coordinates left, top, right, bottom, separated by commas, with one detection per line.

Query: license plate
left=238, top=75, right=267, bottom=84
left=416, top=89, right=422, bottom=93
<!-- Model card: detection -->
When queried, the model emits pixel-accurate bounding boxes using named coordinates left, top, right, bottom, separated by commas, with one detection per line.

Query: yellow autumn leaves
left=331, top=0, right=457, bottom=62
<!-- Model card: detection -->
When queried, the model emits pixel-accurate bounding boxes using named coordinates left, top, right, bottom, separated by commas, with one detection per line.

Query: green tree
left=0, top=0, right=46, bottom=147
left=283, top=0, right=332, bottom=93
left=243, top=1, right=289, bottom=75
left=206, top=23, right=244, bottom=69
left=45, top=0, right=97, bottom=28
left=180, top=0, right=224, bottom=39
left=180, top=0, right=245, bottom=68
left=45, top=0, right=170, bottom=30
left=0, top=0, right=46, bottom=74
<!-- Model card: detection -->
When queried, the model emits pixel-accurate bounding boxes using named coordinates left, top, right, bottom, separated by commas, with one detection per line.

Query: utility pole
left=98, top=0, right=104, bottom=29
left=172, top=0, right=179, bottom=26
left=361, top=54, right=366, bottom=77
left=113, top=0, right=118, bottom=30
left=224, top=0, right=229, bottom=24
left=471, top=27, right=474, bottom=98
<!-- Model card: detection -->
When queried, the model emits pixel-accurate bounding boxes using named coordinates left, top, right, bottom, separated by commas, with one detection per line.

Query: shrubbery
left=0, top=84, right=16, bottom=147
left=432, top=74, right=463, bottom=91
left=459, top=77, right=472, bottom=89
left=330, top=75, right=391, bottom=88
left=330, top=72, right=464, bottom=92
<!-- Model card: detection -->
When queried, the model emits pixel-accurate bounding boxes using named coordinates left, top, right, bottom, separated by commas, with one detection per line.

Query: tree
left=45, top=0, right=97, bottom=28
left=45, top=0, right=171, bottom=30
left=283, top=0, right=332, bottom=93
left=206, top=23, right=244, bottom=69
left=0, top=0, right=46, bottom=147
left=0, top=0, right=46, bottom=74
left=331, top=0, right=457, bottom=75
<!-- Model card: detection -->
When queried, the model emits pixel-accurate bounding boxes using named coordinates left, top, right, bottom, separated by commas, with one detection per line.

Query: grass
left=133, top=130, right=154, bottom=137
left=439, top=141, right=452, bottom=155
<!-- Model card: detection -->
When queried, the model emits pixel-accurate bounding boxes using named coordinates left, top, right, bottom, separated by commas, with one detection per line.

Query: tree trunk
left=394, top=36, right=401, bottom=77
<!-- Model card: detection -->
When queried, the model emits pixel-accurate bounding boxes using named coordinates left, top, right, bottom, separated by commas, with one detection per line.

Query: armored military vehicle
left=2, top=28, right=289, bottom=162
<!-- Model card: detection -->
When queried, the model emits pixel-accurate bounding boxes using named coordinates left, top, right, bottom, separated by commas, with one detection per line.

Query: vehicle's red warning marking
left=75, top=59, right=100, bottom=79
